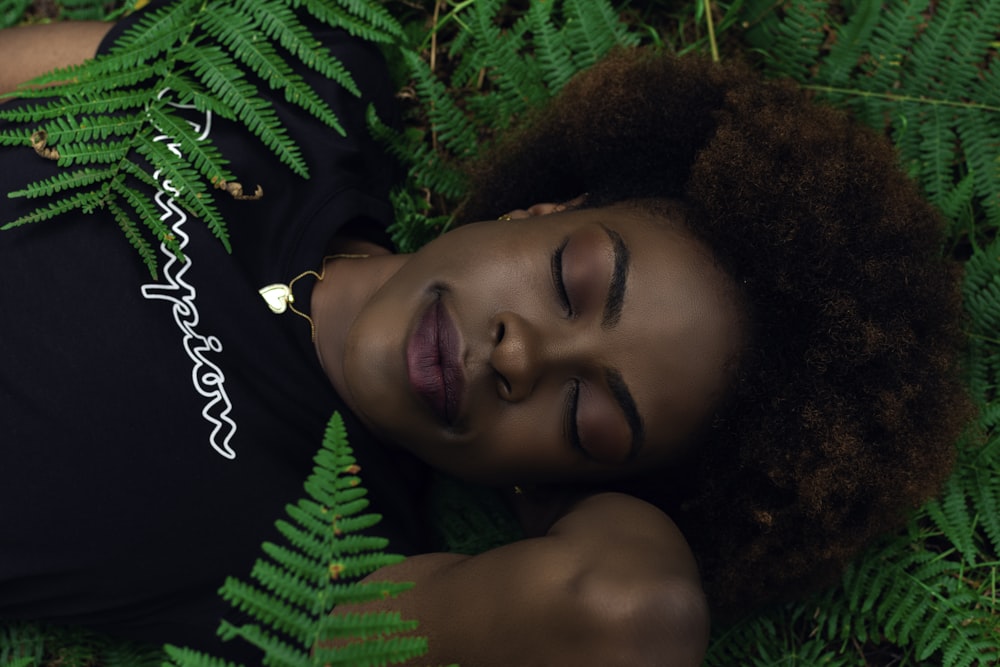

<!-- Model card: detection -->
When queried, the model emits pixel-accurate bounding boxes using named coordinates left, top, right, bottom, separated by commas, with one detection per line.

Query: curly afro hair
left=459, top=51, right=973, bottom=616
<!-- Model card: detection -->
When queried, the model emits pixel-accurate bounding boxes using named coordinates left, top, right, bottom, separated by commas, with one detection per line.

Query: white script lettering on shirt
left=140, top=91, right=238, bottom=460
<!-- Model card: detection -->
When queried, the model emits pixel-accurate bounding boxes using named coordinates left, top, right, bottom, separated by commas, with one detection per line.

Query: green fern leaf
left=166, top=412, right=427, bottom=664
left=524, top=0, right=576, bottom=93
left=199, top=6, right=345, bottom=136
left=41, top=136, right=130, bottom=167
left=163, top=644, right=242, bottom=667
left=108, top=173, right=183, bottom=258
left=295, top=0, right=401, bottom=44
left=312, top=634, right=428, bottom=667
left=234, top=0, right=358, bottom=91
left=402, top=49, right=478, bottom=158
left=315, top=610, right=419, bottom=641
left=103, top=0, right=199, bottom=66
left=220, top=578, right=316, bottom=644
left=107, top=198, right=159, bottom=279
left=323, top=579, right=414, bottom=606
left=469, top=0, right=547, bottom=124
left=819, top=0, right=882, bottom=87
left=141, top=105, right=233, bottom=184
left=179, top=44, right=307, bottom=177
left=924, top=475, right=977, bottom=564
left=44, top=113, right=145, bottom=144
left=7, top=168, right=114, bottom=198
left=562, top=0, right=640, bottom=71
left=8, top=64, right=161, bottom=103
left=330, top=0, right=403, bottom=38
left=2, top=188, right=107, bottom=228
left=972, top=447, right=1000, bottom=553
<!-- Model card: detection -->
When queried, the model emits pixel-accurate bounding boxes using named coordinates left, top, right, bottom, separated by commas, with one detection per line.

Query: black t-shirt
left=0, top=7, right=427, bottom=658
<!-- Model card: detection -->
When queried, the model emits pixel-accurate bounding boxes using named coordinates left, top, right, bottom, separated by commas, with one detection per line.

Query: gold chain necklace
left=258, top=253, right=369, bottom=342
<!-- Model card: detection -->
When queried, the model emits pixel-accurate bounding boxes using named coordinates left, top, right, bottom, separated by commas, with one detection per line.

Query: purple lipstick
left=406, top=296, right=465, bottom=424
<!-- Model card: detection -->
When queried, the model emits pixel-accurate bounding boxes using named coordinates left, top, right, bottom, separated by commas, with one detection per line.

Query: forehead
left=601, top=208, right=740, bottom=466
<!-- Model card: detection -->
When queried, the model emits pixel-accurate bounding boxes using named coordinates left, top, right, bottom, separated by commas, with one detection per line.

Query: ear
left=504, top=194, right=589, bottom=220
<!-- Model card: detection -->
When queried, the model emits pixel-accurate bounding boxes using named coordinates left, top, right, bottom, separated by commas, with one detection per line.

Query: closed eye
left=551, top=236, right=572, bottom=316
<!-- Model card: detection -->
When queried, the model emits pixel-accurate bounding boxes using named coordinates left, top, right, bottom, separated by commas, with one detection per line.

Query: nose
left=490, top=311, right=582, bottom=402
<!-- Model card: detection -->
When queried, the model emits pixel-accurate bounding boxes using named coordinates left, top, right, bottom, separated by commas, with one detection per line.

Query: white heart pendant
left=259, top=283, right=292, bottom=314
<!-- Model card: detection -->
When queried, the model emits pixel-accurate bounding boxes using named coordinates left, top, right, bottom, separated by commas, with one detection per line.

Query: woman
left=0, top=4, right=970, bottom=667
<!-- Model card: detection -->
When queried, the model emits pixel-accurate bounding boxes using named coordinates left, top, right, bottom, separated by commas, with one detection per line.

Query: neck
left=310, top=248, right=407, bottom=399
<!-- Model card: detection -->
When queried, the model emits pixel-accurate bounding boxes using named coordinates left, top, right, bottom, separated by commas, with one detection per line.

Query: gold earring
left=497, top=213, right=512, bottom=221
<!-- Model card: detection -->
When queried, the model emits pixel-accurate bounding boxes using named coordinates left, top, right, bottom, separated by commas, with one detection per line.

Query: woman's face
left=332, top=204, right=742, bottom=485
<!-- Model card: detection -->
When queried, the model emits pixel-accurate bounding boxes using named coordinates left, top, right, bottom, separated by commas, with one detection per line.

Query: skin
left=2, top=24, right=740, bottom=665
left=314, top=204, right=742, bottom=486
left=0, top=22, right=113, bottom=100
left=313, top=203, right=743, bottom=665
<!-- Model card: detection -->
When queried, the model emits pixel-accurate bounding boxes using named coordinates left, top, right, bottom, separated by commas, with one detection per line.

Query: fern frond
left=524, top=0, right=576, bottom=93
left=200, top=6, right=345, bottom=135
left=747, top=0, right=830, bottom=81
left=163, top=644, right=243, bottom=667
left=833, top=531, right=1000, bottom=667
left=955, top=105, right=1000, bottom=227
left=180, top=43, right=307, bottom=177
left=2, top=188, right=108, bottom=228
left=316, top=610, right=419, bottom=640
left=141, top=105, right=232, bottom=184
left=367, top=107, right=467, bottom=203
left=329, top=0, right=403, bottom=39
left=469, top=0, right=546, bottom=124
left=214, top=621, right=305, bottom=666
left=51, top=137, right=131, bottom=167
left=818, top=0, right=882, bottom=87
left=108, top=173, right=182, bottom=258
left=323, top=579, right=414, bottom=606
left=220, top=578, right=316, bottom=644
left=295, top=0, right=401, bottom=44
left=169, top=412, right=426, bottom=664
left=103, top=0, right=200, bottom=64
left=7, top=168, right=115, bottom=198
left=402, top=49, right=478, bottom=158
left=971, top=441, right=1000, bottom=554
left=924, top=474, right=978, bottom=564
left=234, top=0, right=358, bottom=89
left=312, top=634, right=428, bottom=667
left=107, top=198, right=159, bottom=279
left=44, top=113, right=146, bottom=144
left=0, top=0, right=30, bottom=30
left=562, top=0, right=640, bottom=71
left=9, top=63, right=160, bottom=102
left=130, top=134, right=231, bottom=249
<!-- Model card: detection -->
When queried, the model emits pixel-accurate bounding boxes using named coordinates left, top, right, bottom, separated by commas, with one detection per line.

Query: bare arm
left=343, top=492, right=710, bottom=667
left=0, top=21, right=113, bottom=99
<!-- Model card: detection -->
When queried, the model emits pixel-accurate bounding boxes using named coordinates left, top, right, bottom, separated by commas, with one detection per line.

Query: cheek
left=451, top=405, right=574, bottom=483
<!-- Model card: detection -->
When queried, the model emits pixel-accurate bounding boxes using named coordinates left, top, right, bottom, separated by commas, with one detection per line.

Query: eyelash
left=551, top=238, right=573, bottom=316
left=552, top=239, right=583, bottom=454
left=564, top=379, right=584, bottom=454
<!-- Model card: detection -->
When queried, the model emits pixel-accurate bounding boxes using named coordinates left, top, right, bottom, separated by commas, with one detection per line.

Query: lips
left=406, top=295, right=465, bottom=425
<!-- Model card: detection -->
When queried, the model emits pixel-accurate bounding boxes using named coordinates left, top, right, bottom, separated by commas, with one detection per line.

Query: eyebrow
left=605, top=367, right=645, bottom=461
left=601, top=226, right=630, bottom=329
left=596, top=225, right=643, bottom=458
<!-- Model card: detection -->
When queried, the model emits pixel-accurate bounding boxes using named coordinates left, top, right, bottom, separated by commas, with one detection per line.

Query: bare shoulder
left=551, top=492, right=701, bottom=577
left=549, top=492, right=710, bottom=666
left=0, top=21, right=114, bottom=99
left=350, top=490, right=710, bottom=666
